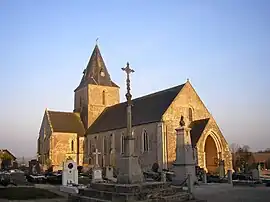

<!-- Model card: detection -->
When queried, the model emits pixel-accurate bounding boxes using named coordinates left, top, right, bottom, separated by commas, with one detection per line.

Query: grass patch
left=0, top=187, right=63, bottom=200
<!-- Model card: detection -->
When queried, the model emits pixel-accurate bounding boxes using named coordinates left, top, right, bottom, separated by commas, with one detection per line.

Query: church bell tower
left=74, top=44, right=120, bottom=129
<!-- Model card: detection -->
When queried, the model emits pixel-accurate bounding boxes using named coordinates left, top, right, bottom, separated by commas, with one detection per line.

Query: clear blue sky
left=0, top=1, right=269, bottom=158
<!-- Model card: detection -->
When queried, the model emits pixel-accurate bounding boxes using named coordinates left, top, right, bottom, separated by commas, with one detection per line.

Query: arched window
left=88, top=140, right=92, bottom=155
left=109, top=134, right=113, bottom=152
left=79, top=97, right=82, bottom=107
left=71, top=140, right=74, bottom=152
left=188, top=107, right=193, bottom=122
left=102, top=90, right=106, bottom=105
left=103, top=136, right=108, bottom=155
left=143, top=130, right=149, bottom=152
left=121, top=133, right=125, bottom=154
left=89, top=157, right=92, bottom=165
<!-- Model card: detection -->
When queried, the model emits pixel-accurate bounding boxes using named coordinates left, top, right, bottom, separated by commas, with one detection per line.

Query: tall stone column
left=172, top=116, right=196, bottom=185
left=117, top=62, right=143, bottom=184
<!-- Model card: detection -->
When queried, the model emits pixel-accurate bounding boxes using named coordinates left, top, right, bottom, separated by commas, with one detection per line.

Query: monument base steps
left=117, top=156, right=144, bottom=184
left=68, top=182, right=191, bottom=202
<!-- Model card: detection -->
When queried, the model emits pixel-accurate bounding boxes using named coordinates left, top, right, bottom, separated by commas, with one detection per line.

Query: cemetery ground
left=1, top=172, right=270, bottom=201
left=0, top=172, right=68, bottom=202
left=194, top=184, right=270, bottom=202
left=0, top=187, right=64, bottom=201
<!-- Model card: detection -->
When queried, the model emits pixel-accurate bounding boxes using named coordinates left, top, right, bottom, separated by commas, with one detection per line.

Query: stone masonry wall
left=74, top=87, right=88, bottom=111
left=196, top=118, right=233, bottom=172
left=50, top=132, right=79, bottom=171
left=38, top=111, right=53, bottom=165
left=79, top=137, right=85, bottom=166
left=86, top=122, right=159, bottom=171
left=162, top=81, right=215, bottom=167
left=87, top=84, right=119, bottom=128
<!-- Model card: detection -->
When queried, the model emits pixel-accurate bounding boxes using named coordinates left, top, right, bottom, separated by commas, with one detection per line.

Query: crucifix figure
left=93, top=148, right=101, bottom=166
left=121, top=62, right=134, bottom=106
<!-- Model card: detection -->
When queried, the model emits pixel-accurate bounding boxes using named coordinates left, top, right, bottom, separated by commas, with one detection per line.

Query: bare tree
left=242, top=145, right=250, bottom=153
left=230, top=144, right=254, bottom=172
left=230, top=143, right=240, bottom=170
left=230, top=143, right=240, bottom=153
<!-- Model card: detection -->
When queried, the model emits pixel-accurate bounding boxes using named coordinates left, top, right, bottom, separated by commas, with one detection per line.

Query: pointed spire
left=75, top=43, right=118, bottom=91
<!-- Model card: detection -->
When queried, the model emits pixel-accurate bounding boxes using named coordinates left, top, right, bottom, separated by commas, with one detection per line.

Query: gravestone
left=92, top=149, right=103, bottom=183
left=0, top=172, right=11, bottom=186
left=219, top=160, right=225, bottom=178
left=227, top=170, right=233, bottom=184
left=252, top=169, right=260, bottom=181
left=202, top=170, right=207, bottom=183
left=258, top=163, right=261, bottom=178
left=106, top=166, right=114, bottom=179
left=109, top=149, right=116, bottom=167
left=62, top=159, right=78, bottom=186
left=29, top=160, right=41, bottom=175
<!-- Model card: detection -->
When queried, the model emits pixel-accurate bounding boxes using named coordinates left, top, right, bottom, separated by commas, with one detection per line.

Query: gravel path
left=194, top=184, right=270, bottom=202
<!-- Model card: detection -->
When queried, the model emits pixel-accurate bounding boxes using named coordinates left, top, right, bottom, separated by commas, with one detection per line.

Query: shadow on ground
left=0, top=187, right=64, bottom=200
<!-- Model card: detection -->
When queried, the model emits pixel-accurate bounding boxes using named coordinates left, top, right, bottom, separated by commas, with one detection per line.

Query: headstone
left=109, top=149, right=116, bottom=167
left=202, top=170, right=207, bottom=184
left=258, top=164, right=261, bottom=178
left=252, top=169, right=260, bottom=181
left=92, top=149, right=103, bottom=183
left=0, top=172, right=11, bottom=186
left=92, top=168, right=103, bottom=183
left=219, top=160, right=225, bottom=178
left=62, top=159, right=78, bottom=186
left=161, top=171, right=166, bottom=182
left=227, top=170, right=232, bottom=184
left=29, top=160, right=41, bottom=175
left=106, top=166, right=114, bottom=179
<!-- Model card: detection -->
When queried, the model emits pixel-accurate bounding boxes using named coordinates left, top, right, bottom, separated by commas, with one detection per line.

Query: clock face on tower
left=100, top=70, right=105, bottom=77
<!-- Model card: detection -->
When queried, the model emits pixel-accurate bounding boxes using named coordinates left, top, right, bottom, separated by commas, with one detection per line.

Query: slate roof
left=75, top=45, right=119, bottom=91
left=189, top=118, right=210, bottom=147
left=47, top=111, right=85, bottom=137
left=87, top=84, right=185, bottom=134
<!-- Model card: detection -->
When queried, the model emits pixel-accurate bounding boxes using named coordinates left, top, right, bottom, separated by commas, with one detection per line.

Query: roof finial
left=96, top=37, right=99, bottom=45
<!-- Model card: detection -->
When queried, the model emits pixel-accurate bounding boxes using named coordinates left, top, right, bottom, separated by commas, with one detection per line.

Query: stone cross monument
left=117, top=62, right=143, bottom=184
left=92, top=149, right=103, bottom=183
left=172, top=115, right=196, bottom=185
left=93, top=148, right=101, bottom=167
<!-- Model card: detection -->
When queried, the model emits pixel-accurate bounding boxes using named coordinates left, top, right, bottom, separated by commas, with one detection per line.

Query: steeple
left=75, top=44, right=118, bottom=91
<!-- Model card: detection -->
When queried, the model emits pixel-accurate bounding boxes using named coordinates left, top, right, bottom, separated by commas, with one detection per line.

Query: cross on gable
left=93, top=148, right=101, bottom=166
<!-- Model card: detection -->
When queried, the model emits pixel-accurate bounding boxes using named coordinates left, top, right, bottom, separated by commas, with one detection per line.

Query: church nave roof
left=47, top=110, right=85, bottom=137
left=87, top=84, right=185, bottom=134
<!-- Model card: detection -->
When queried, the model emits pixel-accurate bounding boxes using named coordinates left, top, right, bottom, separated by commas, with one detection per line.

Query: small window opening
left=71, top=140, right=74, bottom=152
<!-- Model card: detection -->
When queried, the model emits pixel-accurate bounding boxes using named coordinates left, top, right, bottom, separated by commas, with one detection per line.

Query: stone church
left=37, top=44, right=232, bottom=172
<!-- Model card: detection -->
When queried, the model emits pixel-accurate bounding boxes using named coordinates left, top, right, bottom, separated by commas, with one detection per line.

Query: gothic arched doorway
left=204, top=135, right=218, bottom=174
